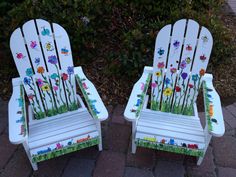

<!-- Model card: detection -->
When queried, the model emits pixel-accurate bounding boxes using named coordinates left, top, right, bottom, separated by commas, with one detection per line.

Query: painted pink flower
left=157, top=62, right=165, bottom=69
left=53, top=86, right=58, bottom=91
left=200, top=54, right=206, bottom=62
left=16, top=53, right=24, bottom=59
left=151, top=83, right=157, bottom=88
left=28, top=94, right=34, bottom=100
left=30, top=41, right=37, bottom=49
left=37, top=78, right=44, bottom=87
left=141, top=83, right=145, bottom=91
left=82, top=83, right=88, bottom=89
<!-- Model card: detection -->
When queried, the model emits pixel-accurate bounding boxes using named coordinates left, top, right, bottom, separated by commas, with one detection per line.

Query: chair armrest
left=8, top=77, right=28, bottom=144
left=74, top=66, right=108, bottom=121
left=124, top=66, right=152, bottom=121
left=202, top=74, right=225, bottom=137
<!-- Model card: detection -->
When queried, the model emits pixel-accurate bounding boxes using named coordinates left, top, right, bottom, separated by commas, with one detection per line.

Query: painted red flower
left=188, top=84, right=193, bottom=88
left=157, top=62, right=165, bottom=69
left=175, top=86, right=181, bottom=92
left=62, top=73, right=68, bottom=81
left=28, top=94, right=35, bottom=100
left=200, top=54, right=206, bottom=62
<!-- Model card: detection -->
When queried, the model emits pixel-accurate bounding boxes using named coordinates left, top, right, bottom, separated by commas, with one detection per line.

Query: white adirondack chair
left=8, top=19, right=108, bottom=170
left=124, top=19, right=225, bottom=165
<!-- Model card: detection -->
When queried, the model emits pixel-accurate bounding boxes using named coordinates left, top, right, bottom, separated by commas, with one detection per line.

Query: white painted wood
left=124, top=66, right=152, bottom=121
left=22, top=20, right=55, bottom=115
left=10, top=28, right=45, bottom=118
left=96, top=121, right=103, bottom=151
left=74, top=66, right=108, bottom=120
left=151, top=24, right=172, bottom=110
left=35, top=19, right=68, bottom=111
left=23, top=141, right=38, bottom=171
left=30, top=131, right=99, bottom=156
left=135, top=132, right=205, bottom=149
left=132, top=121, right=137, bottom=153
left=161, top=19, right=187, bottom=112
left=172, top=20, right=200, bottom=113
left=8, top=78, right=28, bottom=144
left=52, top=23, right=77, bottom=107
left=202, top=74, right=225, bottom=137
left=183, top=26, right=213, bottom=114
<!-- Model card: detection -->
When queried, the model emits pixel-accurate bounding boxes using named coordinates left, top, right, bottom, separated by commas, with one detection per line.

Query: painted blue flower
left=35, top=57, right=40, bottom=66
left=165, top=77, right=171, bottom=85
left=169, top=139, right=175, bottom=145
left=48, top=55, right=58, bottom=64
left=192, top=74, right=199, bottom=82
left=67, top=66, right=74, bottom=75
left=26, top=68, right=33, bottom=77
left=158, top=48, right=164, bottom=56
left=181, top=72, right=188, bottom=80
left=50, top=73, right=59, bottom=79
left=23, top=77, right=31, bottom=85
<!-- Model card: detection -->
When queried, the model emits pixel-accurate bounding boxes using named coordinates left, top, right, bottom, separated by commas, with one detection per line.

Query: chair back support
left=10, top=19, right=78, bottom=120
left=151, top=19, right=213, bottom=115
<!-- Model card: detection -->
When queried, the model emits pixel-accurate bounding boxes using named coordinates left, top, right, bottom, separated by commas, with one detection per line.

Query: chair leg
left=23, top=142, right=38, bottom=171
left=96, top=121, right=103, bottom=151
left=197, top=157, right=204, bottom=165
left=131, top=121, right=137, bottom=154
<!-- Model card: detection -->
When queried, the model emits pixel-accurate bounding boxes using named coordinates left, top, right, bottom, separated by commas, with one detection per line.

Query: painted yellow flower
left=163, top=88, right=172, bottom=96
left=42, top=84, right=50, bottom=91
left=156, top=71, right=161, bottom=77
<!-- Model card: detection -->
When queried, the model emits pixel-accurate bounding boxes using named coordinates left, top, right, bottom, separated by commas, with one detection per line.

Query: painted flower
left=28, top=94, right=35, bottom=100
left=30, top=41, right=37, bottom=49
left=50, top=73, right=59, bottom=79
left=173, top=40, right=180, bottom=49
left=202, top=36, right=208, bottom=43
left=157, top=62, right=165, bottom=69
left=163, top=88, right=172, bottom=96
left=37, top=66, right=45, bottom=74
left=165, top=78, right=170, bottom=85
left=35, top=57, right=40, bottom=66
left=53, top=86, right=58, bottom=91
left=181, top=72, right=188, bottom=80
left=26, top=68, right=33, bottom=77
left=16, top=53, right=24, bottom=59
left=180, top=60, right=187, bottom=69
left=23, top=77, right=31, bottom=85
left=199, top=69, right=205, bottom=76
left=188, top=84, right=193, bottom=88
left=151, top=83, right=157, bottom=88
left=37, top=78, right=44, bottom=87
left=67, top=66, right=74, bottom=75
left=48, top=55, right=58, bottom=64
left=186, top=44, right=192, bottom=51
left=192, top=74, right=199, bottom=82
left=62, top=73, right=68, bottom=81
left=185, top=57, right=191, bottom=64
left=158, top=48, right=164, bottom=56
left=155, top=71, right=161, bottom=77
left=170, top=68, right=177, bottom=74
left=42, top=84, right=50, bottom=91
left=175, top=86, right=181, bottom=92
left=200, top=54, right=206, bottom=62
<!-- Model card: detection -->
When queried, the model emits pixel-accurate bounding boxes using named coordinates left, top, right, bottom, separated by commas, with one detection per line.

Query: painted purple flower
left=48, top=55, right=58, bottom=64
left=180, top=60, right=187, bottom=69
left=67, top=66, right=74, bottom=75
left=173, top=40, right=180, bottom=49
left=37, top=78, right=44, bottom=87
left=151, top=83, right=157, bottom=88
left=181, top=72, right=188, bottom=80
left=53, top=86, right=58, bottom=91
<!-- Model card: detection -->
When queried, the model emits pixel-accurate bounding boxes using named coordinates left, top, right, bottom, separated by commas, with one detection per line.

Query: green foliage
left=0, top=0, right=233, bottom=77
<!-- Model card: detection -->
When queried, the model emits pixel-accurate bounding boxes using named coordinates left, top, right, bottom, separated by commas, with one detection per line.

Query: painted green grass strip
left=20, top=85, right=27, bottom=137
left=135, top=73, right=152, bottom=118
left=75, top=75, right=98, bottom=119
left=136, top=139, right=204, bottom=157
left=203, top=81, right=213, bottom=132
left=32, top=138, right=99, bottom=163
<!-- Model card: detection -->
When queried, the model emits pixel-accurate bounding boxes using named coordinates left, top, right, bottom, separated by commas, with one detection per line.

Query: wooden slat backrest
left=10, top=19, right=78, bottom=120
left=151, top=19, right=213, bottom=115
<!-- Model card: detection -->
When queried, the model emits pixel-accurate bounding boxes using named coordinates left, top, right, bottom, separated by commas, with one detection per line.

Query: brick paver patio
left=0, top=96, right=236, bottom=177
